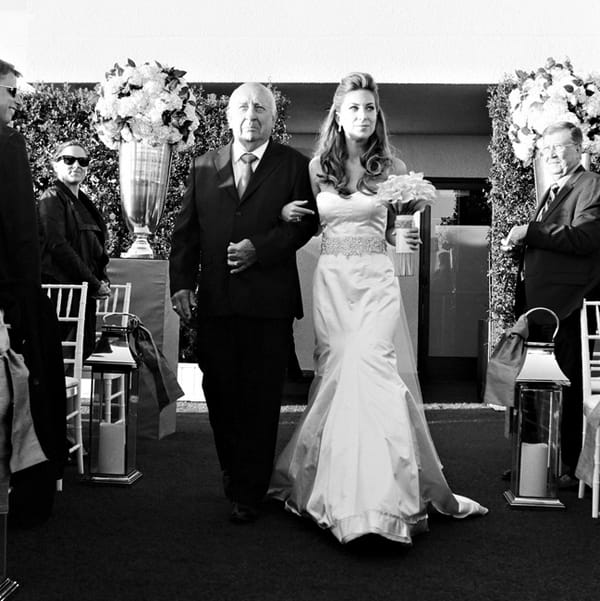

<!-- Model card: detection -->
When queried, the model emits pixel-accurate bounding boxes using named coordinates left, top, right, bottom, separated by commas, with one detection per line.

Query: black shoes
left=557, top=474, right=579, bottom=490
left=230, top=502, right=259, bottom=524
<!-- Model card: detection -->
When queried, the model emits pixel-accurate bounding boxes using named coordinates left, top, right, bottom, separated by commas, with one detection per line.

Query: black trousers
left=528, top=309, right=583, bottom=474
left=553, top=310, right=583, bottom=473
left=196, top=315, right=293, bottom=506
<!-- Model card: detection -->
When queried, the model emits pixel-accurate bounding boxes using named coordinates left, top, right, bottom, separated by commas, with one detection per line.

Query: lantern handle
left=101, top=312, right=140, bottom=329
left=523, top=306, right=560, bottom=341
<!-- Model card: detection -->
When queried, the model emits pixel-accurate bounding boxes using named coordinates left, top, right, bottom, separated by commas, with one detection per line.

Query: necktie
left=539, top=183, right=559, bottom=220
left=237, top=152, right=257, bottom=198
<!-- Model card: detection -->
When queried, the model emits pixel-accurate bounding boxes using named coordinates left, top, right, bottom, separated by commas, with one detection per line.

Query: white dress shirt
left=231, top=139, right=269, bottom=191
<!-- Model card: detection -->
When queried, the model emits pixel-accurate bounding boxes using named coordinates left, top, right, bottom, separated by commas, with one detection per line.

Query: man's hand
left=93, top=280, right=111, bottom=299
left=280, top=200, right=315, bottom=223
left=227, top=239, right=257, bottom=274
left=501, top=224, right=529, bottom=252
left=171, top=289, right=197, bottom=324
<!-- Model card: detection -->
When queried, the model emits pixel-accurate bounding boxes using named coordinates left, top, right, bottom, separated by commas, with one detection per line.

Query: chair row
left=42, top=282, right=132, bottom=490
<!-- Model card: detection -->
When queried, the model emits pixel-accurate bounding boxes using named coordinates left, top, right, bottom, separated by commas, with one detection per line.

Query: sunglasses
left=0, top=84, right=17, bottom=98
left=57, top=155, right=91, bottom=167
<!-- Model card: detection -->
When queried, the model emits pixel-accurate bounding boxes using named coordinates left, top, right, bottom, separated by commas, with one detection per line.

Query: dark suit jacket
left=0, top=124, right=40, bottom=284
left=520, top=166, right=600, bottom=319
left=169, top=139, right=318, bottom=319
left=0, top=125, right=66, bottom=473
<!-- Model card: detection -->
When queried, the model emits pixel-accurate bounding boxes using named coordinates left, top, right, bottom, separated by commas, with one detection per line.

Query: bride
left=268, top=72, right=488, bottom=544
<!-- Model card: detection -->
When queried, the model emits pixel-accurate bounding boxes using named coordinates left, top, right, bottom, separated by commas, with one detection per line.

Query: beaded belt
left=320, top=236, right=387, bottom=256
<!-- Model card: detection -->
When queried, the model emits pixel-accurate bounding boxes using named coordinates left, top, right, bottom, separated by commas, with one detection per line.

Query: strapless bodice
left=317, top=190, right=387, bottom=240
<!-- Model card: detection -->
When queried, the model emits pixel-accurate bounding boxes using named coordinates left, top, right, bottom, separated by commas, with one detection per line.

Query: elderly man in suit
left=505, top=121, right=600, bottom=486
left=169, top=82, right=318, bottom=522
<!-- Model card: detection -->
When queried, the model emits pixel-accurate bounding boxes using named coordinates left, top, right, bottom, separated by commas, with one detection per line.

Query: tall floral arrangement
left=508, top=57, right=600, bottom=166
left=93, top=59, right=200, bottom=151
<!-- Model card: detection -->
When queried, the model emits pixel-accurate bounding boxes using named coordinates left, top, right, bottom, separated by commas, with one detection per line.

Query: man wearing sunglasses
left=0, top=58, right=67, bottom=528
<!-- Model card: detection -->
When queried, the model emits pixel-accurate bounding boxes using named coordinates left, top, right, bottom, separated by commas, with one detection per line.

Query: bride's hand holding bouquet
left=376, top=171, right=437, bottom=276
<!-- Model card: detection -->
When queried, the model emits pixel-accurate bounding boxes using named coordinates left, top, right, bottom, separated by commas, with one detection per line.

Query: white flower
left=508, top=58, right=600, bottom=165
left=93, top=59, right=199, bottom=152
left=376, top=172, right=437, bottom=214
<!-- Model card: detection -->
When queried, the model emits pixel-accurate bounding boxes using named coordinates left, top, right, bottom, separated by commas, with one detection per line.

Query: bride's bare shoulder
left=389, top=157, right=408, bottom=176
left=309, top=156, right=322, bottom=176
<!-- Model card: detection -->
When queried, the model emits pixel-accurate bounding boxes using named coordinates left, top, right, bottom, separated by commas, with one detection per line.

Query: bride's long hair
left=315, top=72, right=394, bottom=196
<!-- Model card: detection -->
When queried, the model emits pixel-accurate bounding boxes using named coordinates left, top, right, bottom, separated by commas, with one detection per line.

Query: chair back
left=581, top=300, right=600, bottom=399
left=42, top=283, right=88, bottom=381
left=96, top=283, right=132, bottom=331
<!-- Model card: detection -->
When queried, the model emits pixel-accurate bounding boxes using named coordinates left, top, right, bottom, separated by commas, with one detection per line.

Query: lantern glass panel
left=510, top=384, right=562, bottom=499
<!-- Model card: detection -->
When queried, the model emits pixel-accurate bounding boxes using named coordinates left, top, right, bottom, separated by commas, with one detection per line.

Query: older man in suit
left=505, top=121, right=600, bottom=486
left=169, top=82, right=318, bottom=522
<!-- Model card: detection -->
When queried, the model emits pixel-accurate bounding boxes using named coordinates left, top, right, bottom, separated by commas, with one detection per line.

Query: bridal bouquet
left=377, top=171, right=437, bottom=215
left=508, top=57, right=600, bottom=165
left=376, top=172, right=437, bottom=276
left=93, top=59, right=200, bottom=151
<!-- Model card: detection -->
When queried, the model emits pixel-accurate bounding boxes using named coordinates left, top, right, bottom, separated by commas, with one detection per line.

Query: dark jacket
left=38, top=180, right=109, bottom=295
left=520, top=166, right=600, bottom=319
left=0, top=124, right=40, bottom=284
left=0, top=125, right=66, bottom=480
left=169, top=140, right=318, bottom=318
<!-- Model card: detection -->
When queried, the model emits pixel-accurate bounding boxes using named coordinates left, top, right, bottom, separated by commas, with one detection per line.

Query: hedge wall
left=14, top=83, right=291, bottom=360
left=487, top=79, right=600, bottom=347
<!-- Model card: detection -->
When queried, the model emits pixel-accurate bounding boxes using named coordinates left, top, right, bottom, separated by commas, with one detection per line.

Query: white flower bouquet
left=508, top=57, right=600, bottom=166
left=377, top=171, right=437, bottom=277
left=377, top=171, right=437, bottom=215
left=93, top=59, right=200, bottom=151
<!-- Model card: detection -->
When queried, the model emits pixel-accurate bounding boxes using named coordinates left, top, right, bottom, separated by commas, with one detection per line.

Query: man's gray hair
left=542, top=121, right=583, bottom=145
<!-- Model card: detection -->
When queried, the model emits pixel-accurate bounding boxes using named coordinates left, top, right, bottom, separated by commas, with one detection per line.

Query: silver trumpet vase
left=119, top=141, right=173, bottom=259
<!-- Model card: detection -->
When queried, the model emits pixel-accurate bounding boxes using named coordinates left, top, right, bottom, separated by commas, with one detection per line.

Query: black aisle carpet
left=7, top=408, right=599, bottom=601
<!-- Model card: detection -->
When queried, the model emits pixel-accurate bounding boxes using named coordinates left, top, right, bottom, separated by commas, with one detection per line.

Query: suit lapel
left=213, top=143, right=238, bottom=203
left=539, top=165, right=586, bottom=221
left=239, top=140, right=281, bottom=204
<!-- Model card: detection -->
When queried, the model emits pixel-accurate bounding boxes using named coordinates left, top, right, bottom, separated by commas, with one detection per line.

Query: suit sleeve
left=0, top=130, right=41, bottom=284
left=526, top=174, right=600, bottom=255
left=250, top=151, right=318, bottom=267
left=169, top=158, right=202, bottom=294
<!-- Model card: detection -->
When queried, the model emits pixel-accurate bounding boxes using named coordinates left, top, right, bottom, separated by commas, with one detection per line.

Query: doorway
left=418, top=178, right=490, bottom=401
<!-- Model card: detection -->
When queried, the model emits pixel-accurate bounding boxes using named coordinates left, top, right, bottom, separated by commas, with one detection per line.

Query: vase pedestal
left=107, top=258, right=179, bottom=439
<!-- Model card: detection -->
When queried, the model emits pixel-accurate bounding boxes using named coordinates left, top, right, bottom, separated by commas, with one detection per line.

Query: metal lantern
left=504, top=308, right=569, bottom=509
left=83, top=314, right=142, bottom=485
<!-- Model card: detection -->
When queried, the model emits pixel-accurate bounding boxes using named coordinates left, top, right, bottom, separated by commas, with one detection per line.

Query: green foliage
left=14, top=82, right=291, bottom=361
left=486, top=79, right=535, bottom=346
left=487, top=79, right=600, bottom=347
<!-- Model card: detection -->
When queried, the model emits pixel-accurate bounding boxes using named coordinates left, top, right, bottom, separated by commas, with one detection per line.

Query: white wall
left=3, top=1, right=600, bottom=84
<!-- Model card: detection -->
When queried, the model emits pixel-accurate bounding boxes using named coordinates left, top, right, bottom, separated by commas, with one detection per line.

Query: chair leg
left=579, top=414, right=587, bottom=499
left=593, top=429, right=600, bottom=519
left=74, top=392, right=84, bottom=475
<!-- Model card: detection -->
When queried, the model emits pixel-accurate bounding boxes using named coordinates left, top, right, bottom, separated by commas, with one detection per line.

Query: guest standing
left=503, top=121, right=600, bottom=486
left=0, top=58, right=66, bottom=527
left=38, top=140, right=110, bottom=360
left=270, top=72, right=487, bottom=544
left=169, top=82, right=318, bottom=523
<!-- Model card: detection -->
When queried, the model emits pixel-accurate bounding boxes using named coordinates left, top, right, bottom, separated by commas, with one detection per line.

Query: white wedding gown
left=269, top=189, right=487, bottom=544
